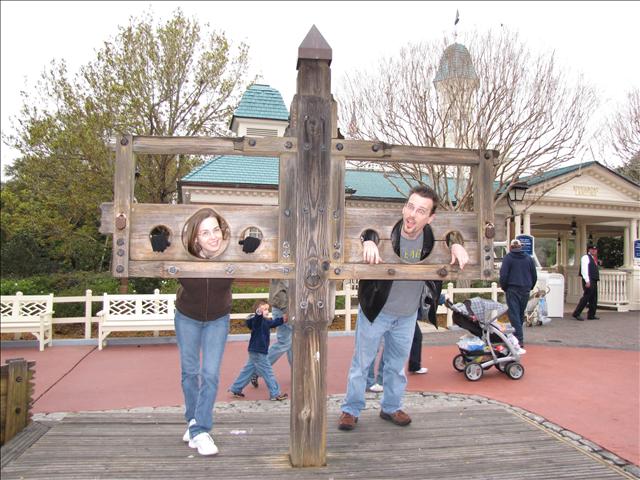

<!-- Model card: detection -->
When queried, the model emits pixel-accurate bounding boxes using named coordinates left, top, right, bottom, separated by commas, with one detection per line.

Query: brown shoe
left=380, top=409, right=411, bottom=426
left=338, top=412, right=358, bottom=431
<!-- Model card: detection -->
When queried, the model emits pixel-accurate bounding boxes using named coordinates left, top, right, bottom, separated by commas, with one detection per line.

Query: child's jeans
left=230, top=351, right=281, bottom=398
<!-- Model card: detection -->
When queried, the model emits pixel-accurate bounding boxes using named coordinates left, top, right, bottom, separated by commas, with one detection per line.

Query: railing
left=4, top=281, right=509, bottom=342
left=566, top=268, right=630, bottom=312
left=598, top=270, right=630, bottom=311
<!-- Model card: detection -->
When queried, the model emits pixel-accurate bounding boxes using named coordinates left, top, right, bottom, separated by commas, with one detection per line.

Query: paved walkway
left=1, top=308, right=639, bottom=474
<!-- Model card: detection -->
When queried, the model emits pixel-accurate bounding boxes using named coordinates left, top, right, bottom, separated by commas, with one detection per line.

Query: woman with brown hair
left=176, top=208, right=256, bottom=456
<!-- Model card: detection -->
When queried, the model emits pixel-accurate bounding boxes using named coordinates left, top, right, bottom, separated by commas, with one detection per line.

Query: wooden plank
left=475, top=151, right=497, bottom=279
left=112, top=135, right=135, bottom=278
left=129, top=135, right=296, bottom=156
left=330, top=263, right=482, bottom=281
left=3, top=359, right=29, bottom=445
left=332, top=139, right=492, bottom=166
left=127, top=260, right=294, bottom=279
left=0, top=421, right=50, bottom=468
left=101, top=203, right=279, bottom=262
left=0, top=408, right=628, bottom=479
left=278, top=153, right=297, bottom=264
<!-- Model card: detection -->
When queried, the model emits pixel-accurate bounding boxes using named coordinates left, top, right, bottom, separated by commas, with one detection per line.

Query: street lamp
left=506, top=181, right=529, bottom=217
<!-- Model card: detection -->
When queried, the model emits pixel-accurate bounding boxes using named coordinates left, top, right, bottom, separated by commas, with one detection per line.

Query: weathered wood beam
left=290, top=24, right=333, bottom=468
left=112, top=135, right=298, bottom=156
left=112, top=135, right=135, bottom=278
left=475, top=151, right=497, bottom=279
left=332, top=139, right=494, bottom=165
left=127, top=261, right=293, bottom=279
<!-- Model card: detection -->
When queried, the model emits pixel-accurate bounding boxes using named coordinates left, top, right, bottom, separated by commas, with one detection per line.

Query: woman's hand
left=363, top=240, right=382, bottom=264
left=450, top=243, right=469, bottom=270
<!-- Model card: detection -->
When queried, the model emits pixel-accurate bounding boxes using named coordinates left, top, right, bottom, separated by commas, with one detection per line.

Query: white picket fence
left=3, top=281, right=508, bottom=341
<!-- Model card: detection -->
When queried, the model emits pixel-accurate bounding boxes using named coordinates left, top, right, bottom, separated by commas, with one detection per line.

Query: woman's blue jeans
left=175, top=309, right=229, bottom=438
left=342, top=307, right=416, bottom=417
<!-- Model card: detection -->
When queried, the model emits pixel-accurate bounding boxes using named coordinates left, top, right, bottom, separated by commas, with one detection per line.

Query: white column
left=623, top=225, right=631, bottom=267
left=579, top=223, right=588, bottom=253
left=514, top=215, right=522, bottom=237
left=632, top=219, right=639, bottom=266
left=523, top=213, right=531, bottom=235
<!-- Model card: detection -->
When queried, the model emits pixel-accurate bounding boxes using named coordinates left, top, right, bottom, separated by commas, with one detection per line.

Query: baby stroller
left=445, top=297, right=525, bottom=381
left=525, top=286, right=551, bottom=327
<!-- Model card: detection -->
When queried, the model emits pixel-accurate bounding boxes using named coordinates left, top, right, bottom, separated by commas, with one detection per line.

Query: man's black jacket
left=357, top=220, right=442, bottom=327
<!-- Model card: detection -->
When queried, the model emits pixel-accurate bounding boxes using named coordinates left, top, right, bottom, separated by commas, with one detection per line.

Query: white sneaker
left=182, top=418, right=196, bottom=442
left=412, top=367, right=429, bottom=374
left=517, top=347, right=527, bottom=355
left=188, top=432, right=219, bottom=456
left=368, top=383, right=384, bottom=393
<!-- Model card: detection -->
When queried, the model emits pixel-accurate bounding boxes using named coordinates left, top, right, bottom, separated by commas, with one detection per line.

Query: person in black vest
left=572, top=244, right=600, bottom=321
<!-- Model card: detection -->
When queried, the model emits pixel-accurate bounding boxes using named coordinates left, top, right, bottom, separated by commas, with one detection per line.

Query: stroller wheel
left=453, top=354, right=466, bottom=372
left=464, top=363, right=483, bottom=381
left=506, top=362, right=525, bottom=380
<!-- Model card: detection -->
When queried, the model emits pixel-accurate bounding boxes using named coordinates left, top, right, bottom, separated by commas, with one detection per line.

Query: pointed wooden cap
left=297, top=25, right=332, bottom=69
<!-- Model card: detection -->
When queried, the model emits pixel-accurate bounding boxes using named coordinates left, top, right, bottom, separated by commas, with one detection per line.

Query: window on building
left=246, top=127, right=278, bottom=137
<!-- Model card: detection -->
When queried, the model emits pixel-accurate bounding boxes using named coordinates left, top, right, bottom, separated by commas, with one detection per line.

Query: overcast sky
left=1, top=1, right=638, bottom=181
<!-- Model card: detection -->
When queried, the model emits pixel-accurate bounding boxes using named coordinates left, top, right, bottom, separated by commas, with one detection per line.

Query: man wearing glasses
left=338, top=185, right=468, bottom=431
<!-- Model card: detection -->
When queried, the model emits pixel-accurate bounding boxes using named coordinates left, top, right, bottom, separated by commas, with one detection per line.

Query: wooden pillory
left=100, top=26, right=497, bottom=467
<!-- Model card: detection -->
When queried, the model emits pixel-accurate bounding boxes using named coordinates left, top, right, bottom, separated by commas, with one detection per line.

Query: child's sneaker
left=270, top=392, right=288, bottom=401
left=229, top=389, right=245, bottom=398
left=367, top=383, right=383, bottom=393
left=188, top=432, right=219, bottom=456
left=250, top=374, right=259, bottom=388
left=182, top=418, right=196, bottom=442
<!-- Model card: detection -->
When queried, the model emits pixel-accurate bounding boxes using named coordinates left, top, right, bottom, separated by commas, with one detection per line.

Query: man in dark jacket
left=338, top=186, right=468, bottom=431
left=572, top=244, right=600, bottom=321
left=499, top=238, right=537, bottom=353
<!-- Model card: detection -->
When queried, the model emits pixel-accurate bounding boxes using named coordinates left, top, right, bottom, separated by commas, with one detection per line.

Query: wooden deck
left=1, top=402, right=632, bottom=479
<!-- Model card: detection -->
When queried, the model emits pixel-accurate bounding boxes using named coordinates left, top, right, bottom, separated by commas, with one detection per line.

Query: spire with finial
left=454, top=9, right=460, bottom=41
left=297, top=25, right=332, bottom=69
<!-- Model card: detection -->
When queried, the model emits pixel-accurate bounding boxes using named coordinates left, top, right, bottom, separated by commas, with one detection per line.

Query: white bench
left=97, top=292, right=176, bottom=349
left=0, top=293, right=54, bottom=351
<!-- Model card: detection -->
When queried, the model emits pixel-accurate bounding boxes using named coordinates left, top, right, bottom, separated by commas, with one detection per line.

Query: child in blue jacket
left=229, top=300, right=288, bottom=401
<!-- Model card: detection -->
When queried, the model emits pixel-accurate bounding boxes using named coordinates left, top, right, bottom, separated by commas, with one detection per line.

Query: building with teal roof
left=179, top=83, right=640, bottom=311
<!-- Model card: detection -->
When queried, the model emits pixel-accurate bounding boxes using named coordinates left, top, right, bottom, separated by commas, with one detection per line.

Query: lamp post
left=506, top=181, right=528, bottom=217
left=506, top=182, right=529, bottom=241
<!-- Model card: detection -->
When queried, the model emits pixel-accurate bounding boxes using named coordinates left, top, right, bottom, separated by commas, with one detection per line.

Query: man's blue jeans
left=267, top=307, right=292, bottom=366
left=505, top=288, right=530, bottom=346
left=230, top=351, right=281, bottom=398
left=342, top=307, right=416, bottom=417
left=367, top=343, right=384, bottom=388
left=175, top=309, right=229, bottom=438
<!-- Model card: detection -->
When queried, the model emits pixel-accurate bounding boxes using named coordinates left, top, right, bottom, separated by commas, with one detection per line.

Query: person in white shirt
left=572, top=244, right=600, bottom=321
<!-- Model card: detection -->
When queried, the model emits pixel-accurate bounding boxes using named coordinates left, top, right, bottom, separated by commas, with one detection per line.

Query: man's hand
left=283, top=314, right=289, bottom=323
left=450, top=243, right=469, bottom=270
left=585, top=281, right=591, bottom=288
left=363, top=240, right=382, bottom=264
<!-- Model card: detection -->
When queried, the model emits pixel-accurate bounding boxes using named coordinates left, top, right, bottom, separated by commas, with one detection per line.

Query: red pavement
left=2, top=337, right=638, bottom=466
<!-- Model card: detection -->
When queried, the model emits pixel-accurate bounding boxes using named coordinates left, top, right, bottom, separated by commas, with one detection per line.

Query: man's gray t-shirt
left=381, top=233, right=424, bottom=317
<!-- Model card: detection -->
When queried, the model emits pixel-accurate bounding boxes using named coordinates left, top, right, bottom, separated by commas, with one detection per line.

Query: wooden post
left=1, top=358, right=35, bottom=446
left=84, top=289, right=92, bottom=339
left=113, top=134, right=135, bottom=279
left=290, top=25, right=334, bottom=467
left=475, top=150, right=496, bottom=280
